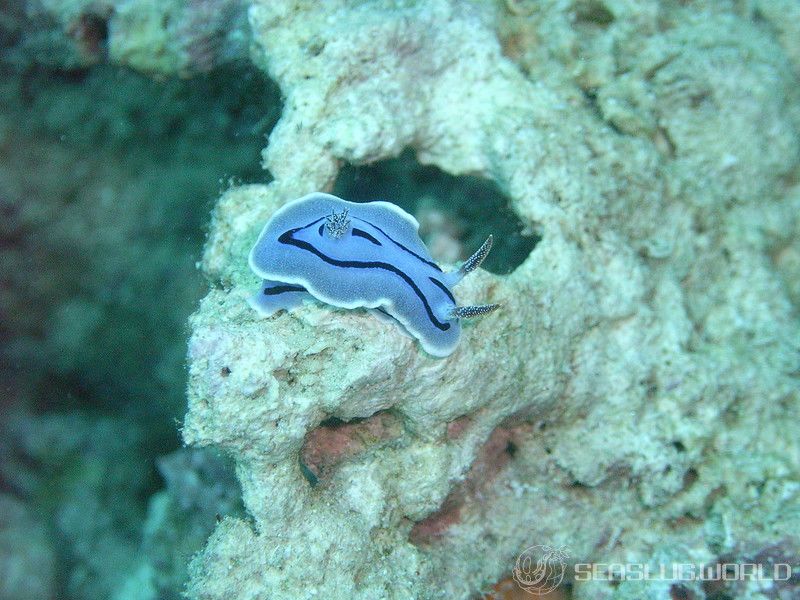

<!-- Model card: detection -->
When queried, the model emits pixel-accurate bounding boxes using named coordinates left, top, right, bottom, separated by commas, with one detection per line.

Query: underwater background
left=1, top=1, right=799, bottom=599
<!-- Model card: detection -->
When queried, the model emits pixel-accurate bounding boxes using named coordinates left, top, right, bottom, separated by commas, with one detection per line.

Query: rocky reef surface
left=182, top=1, right=800, bottom=599
left=1, top=0, right=799, bottom=599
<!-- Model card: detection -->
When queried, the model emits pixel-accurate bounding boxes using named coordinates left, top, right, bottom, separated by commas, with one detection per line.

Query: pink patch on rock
left=408, top=497, right=462, bottom=545
left=301, top=412, right=402, bottom=480
left=446, top=415, right=472, bottom=440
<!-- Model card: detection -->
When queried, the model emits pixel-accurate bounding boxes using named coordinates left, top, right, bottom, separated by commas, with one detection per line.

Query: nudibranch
left=248, top=192, right=499, bottom=357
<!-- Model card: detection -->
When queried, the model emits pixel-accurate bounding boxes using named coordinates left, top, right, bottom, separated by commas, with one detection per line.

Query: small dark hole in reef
left=318, top=416, right=347, bottom=428
left=669, top=583, right=693, bottom=600
left=69, top=12, right=111, bottom=59
left=505, top=440, right=518, bottom=457
left=574, top=0, right=615, bottom=27
left=683, top=467, right=699, bottom=490
left=332, top=149, right=539, bottom=274
left=318, top=415, right=370, bottom=427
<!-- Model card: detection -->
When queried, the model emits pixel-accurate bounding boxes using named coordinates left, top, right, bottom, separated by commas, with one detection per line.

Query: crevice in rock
left=299, top=411, right=403, bottom=486
left=332, top=149, right=539, bottom=274
left=574, top=0, right=615, bottom=28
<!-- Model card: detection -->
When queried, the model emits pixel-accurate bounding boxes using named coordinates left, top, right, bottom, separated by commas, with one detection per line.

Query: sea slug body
left=248, top=192, right=498, bottom=357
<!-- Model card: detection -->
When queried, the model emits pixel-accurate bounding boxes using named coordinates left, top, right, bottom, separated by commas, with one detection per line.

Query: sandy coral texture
left=175, top=0, right=799, bottom=599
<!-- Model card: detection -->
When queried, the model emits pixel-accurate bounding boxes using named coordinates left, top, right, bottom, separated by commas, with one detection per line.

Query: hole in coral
left=574, top=0, right=615, bottom=27
left=317, top=416, right=346, bottom=428
left=682, top=467, right=699, bottom=490
left=670, top=583, right=695, bottom=600
left=317, top=415, right=370, bottom=428
left=66, top=12, right=110, bottom=61
left=299, top=411, right=403, bottom=486
left=332, top=149, right=539, bottom=274
left=505, top=440, right=518, bottom=457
